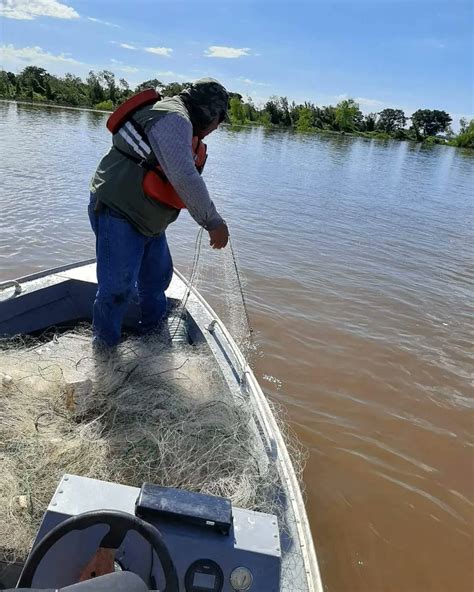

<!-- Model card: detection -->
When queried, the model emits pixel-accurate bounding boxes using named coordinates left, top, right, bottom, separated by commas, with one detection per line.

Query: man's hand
left=208, top=223, right=229, bottom=249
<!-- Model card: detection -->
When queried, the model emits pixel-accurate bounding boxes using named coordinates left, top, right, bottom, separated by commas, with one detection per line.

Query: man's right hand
left=208, top=223, right=229, bottom=249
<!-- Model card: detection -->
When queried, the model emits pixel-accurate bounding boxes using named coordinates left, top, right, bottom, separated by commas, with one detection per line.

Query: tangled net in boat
left=0, top=325, right=305, bottom=563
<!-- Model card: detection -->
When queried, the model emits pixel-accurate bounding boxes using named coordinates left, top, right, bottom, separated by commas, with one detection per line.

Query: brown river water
left=1, top=101, right=473, bottom=591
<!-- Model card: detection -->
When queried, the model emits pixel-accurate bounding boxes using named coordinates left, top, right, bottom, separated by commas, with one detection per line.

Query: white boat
left=0, top=260, right=322, bottom=592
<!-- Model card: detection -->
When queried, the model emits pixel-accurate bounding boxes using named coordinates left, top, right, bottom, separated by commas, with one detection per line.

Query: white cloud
left=118, top=43, right=173, bottom=57
left=1, top=44, right=83, bottom=69
left=118, top=65, right=139, bottom=74
left=145, top=46, right=173, bottom=57
left=205, top=46, right=250, bottom=59
left=112, top=42, right=174, bottom=57
left=156, top=70, right=188, bottom=80
left=88, top=16, right=121, bottom=29
left=334, top=93, right=385, bottom=110
left=0, top=0, right=79, bottom=20
left=111, top=59, right=140, bottom=76
left=355, top=96, right=385, bottom=109
left=237, top=77, right=270, bottom=87
left=419, top=37, right=447, bottom=50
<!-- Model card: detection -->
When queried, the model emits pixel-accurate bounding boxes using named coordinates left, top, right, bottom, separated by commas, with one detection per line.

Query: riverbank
left=2, top=98, right=472, bottom=149
left=228, top=119, right=466, bottom=147
left=2, top=65, right=472, bottom=147
left=0, top=98, right=112, bottom=115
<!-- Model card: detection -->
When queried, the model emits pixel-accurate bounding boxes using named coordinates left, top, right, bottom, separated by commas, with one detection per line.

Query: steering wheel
left=16, top=510, right=179, bottom=591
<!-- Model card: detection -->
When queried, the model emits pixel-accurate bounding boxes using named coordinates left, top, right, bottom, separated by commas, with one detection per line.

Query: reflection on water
left=1, top=101, right=474, bottom=592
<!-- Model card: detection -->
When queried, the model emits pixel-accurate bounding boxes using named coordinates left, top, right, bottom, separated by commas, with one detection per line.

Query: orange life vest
left=142, top=136, right=207, bottom=210
left=106, top=89, right=208, bottom=210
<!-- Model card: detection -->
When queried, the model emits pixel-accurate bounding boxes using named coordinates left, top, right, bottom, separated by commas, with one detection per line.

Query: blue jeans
left=88, top=195, right=173, bottom=346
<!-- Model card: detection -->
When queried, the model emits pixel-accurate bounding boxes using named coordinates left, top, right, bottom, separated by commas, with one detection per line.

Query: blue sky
left=1, top=0, right=473, bottom=122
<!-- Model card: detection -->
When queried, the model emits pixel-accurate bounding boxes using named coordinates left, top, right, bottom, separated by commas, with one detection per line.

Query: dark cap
left=180, top=78, right=230, bottom=128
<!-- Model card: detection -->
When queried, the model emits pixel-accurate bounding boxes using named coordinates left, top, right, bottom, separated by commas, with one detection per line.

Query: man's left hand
left=209, top=223, right=229, bottom=249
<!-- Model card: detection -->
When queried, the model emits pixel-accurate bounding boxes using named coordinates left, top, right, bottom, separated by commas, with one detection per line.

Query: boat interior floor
left=0, top=322, right=276, bottom=568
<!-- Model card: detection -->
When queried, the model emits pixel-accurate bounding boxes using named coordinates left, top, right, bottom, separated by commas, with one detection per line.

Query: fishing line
left=169, top=226, right=204, bottom=342
left=229, top=237, right=254, bottom=336
left=11, top=226, right=253, bottom=352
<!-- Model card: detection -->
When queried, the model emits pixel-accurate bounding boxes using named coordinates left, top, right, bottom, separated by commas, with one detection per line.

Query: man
left=88, top=78, right=230, bottom=347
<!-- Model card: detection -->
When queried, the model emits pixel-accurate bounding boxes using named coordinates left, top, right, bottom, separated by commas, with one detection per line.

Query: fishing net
left=0, top=322, right=304, bottom=564
left=173, top=234, right=255, bottom=357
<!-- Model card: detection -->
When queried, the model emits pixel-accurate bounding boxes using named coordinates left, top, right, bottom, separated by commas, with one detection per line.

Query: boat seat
left=8, top=571, right=150, bottom=591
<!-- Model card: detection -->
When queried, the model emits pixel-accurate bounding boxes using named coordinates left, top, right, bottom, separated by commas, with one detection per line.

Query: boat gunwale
left=7, top=259, right=96, bottom=285
left=173, top=267, right=323, bottom=592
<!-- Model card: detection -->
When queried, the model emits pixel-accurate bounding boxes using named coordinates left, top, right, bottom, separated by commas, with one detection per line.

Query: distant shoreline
left=0, top=98, right=112, bottom=115
left=2, top=65, right=472, bottom=147
left=2, top=99, right=469, bottom=149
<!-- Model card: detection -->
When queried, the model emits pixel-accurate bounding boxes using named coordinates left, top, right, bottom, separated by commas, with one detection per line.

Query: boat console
left=12, top=474, right=281, bottom=591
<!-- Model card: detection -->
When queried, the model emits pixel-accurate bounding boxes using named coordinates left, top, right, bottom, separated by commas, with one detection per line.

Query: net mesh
left=0, top=324, right=304, bottom=565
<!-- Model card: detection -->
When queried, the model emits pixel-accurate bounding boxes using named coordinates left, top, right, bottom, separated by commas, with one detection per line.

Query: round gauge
left=230, top=566, right=253, bottom=590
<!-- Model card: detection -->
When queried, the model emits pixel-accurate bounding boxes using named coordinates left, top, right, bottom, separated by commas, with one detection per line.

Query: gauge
left=230, top=566, right=253, bottom=590
left=185, top=559, right=223, bottom=591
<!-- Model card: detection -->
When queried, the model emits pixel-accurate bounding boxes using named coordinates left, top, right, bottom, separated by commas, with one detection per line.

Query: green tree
left=392, top=128, right=411, bottom=140
left=377, top=108, right=407, bottom=133
left=229, top=96, right=245, bottom=124
left=86, top=71, right=105, bottom=106
left=263, top=96, right=283, bottom=125
left=452, top=119, right=474, bottom=148
left=135, top=79, right=164, bottom=94
left=44, top=74, right=58, bottom=101
left=261, top=96, right=292, bottom=126
left=117, top=78, right=133, bottom=103
left=55, top=73, right=88, bottom=106
left=242, top=97, right=258, bottom=122
left=94, top=99, right=114, bottom=111
left=410, top=109, right=452, bottom=138
left=289, top=100, right=299, bottom=125
left=278, top=96, right=292, bottom=126
left=19, top=66, right=47, bottom=93
left=362, top=112, right=378, bottom=132
left=296, top=107, right=314, bottom=132
left=459, top=118, right=469, bottom=134
left=0, top=70, right=16, bottom=98
left=319, top=105, right=337, bottom=130
left=161, top=82, right=191, bottom=97
left=260, top=111, right=272, bottom=127
left=98, top=70, right=118, bottom=104
left=335, top=99, right=362, bottom=132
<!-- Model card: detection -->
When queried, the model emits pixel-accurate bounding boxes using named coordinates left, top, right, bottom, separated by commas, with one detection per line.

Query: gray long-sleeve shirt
left=147, top=113, right=224, bottom=231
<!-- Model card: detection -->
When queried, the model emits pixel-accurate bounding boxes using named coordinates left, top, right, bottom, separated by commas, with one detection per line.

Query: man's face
left=198, top=116, right=221, bottom=139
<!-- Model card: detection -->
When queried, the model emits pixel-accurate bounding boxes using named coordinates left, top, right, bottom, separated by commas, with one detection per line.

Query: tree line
left=229, top=95, right=473, bottom=148
left=1, top=66, right=472, bottom=148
